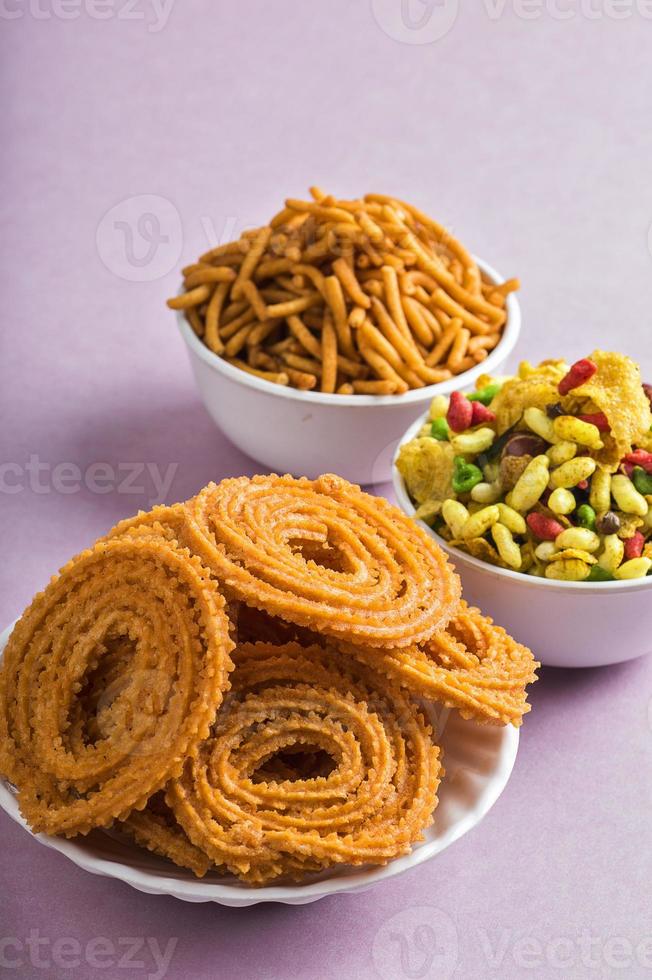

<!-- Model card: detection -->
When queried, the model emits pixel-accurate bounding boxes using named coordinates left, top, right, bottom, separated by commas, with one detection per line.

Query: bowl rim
left=392, top=411, right=652, bottom=594
left=176, top=255, right=521, bottom=408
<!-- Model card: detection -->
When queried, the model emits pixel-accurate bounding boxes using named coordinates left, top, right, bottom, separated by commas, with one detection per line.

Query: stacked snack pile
left=0, top=475, right=537, bottom=886
left=397, top=352, right=652, bottom=581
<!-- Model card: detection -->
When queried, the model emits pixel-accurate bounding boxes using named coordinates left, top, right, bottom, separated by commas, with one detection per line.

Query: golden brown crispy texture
left=166, top=641, right=442, bottom=884
left=345, top=602, right=538, bottom=727
left=0, top=474, right=540, bottom=885
left=180, top=473, right=461, bottom=647
left=0, top=535, right=234, bottom=837
left=166, top=189, right=516, bottom=393
left=120, top=793, right=211, bottom=878
left=103, top=503, right=190, bottom=543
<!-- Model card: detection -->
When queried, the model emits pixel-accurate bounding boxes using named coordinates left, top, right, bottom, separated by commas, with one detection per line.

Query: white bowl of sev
left=176, top=257, right=521, bottom=485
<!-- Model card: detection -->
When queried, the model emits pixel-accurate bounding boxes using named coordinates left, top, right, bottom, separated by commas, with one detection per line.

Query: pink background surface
left=2, top=3, right=652, bottom=978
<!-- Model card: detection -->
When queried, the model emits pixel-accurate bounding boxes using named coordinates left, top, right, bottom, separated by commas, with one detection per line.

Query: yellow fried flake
left=563, top=351, right=652, bottom=470
left=616, top=515, right=644, bottom=539
left=520, top=539, right=536, bottom=573
left=414, top=499, right=444, bottom=524
left=396, top=438, right=455, bottom=506
left=547, top=548, right=598, bottom=565
left=638, top=431, right=652, bottom=453
left=450, top=536, right=508, bottom=568
left=492, top=361, right=567, bottom=433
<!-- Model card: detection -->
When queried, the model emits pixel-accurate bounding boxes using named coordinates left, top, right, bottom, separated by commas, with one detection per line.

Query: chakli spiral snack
left=346, top=602, right=538, bottom=727
left=0, top=472, right=537, bottom=886
left=180, top=473, right=461, bottom=647
left=165, top=641, right=442, bottom=884
left=167, top=188, right=517, bottom=394
left=0, top=535, right=234, bottom=836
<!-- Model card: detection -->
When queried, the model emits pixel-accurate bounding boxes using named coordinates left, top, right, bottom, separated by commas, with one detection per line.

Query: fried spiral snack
left=348, top=602, right=537, bottom=726
left=0, top=535, right=234, bottom=836
left=181, top=473, right=461, bottom=647
left=0, top=473, right=538, bottom=887
left=166, top=642, right=442, bottom=884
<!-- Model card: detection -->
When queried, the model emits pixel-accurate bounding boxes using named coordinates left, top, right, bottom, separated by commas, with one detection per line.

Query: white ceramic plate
left=0, top=623, right=518, bottom=906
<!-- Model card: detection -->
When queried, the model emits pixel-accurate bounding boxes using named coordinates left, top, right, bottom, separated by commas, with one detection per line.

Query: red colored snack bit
left=624, top=531, right=645, bottom=561
left=470, top=400, right=496, bottom=426
left=577, top=479, right=589, bottom=490
left=623, top=450, right=652, bottom=475
left=558, top=358, right=597, bottom=396
left=577, top=412, right=609, bottom=432
left=446, top=391, right=473, bottom=432
left=526, top=513, right=565, bottom=541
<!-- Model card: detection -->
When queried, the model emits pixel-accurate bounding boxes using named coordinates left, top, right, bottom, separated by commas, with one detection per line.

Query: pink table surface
left=2, top=3, right=652, bottom=978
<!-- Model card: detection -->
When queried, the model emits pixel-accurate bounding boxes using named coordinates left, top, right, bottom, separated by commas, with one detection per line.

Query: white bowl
left=393, top=414, right=652, bottom=669
left=0, top=621, right=518, bottom=906
left=177, top=258, right=521, bottom=484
